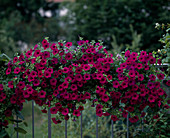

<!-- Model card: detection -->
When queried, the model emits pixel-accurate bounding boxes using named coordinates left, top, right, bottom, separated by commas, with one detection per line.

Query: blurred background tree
left=0, top=0, right=169, bottom=56
left=0, top=0, right=60, bottom=57
left=60, top=0, right=170, bottom=52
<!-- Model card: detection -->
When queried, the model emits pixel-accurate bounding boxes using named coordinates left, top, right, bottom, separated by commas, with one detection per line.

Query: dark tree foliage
left=61, top=0, right=170, bottom=51
left=0, top=0, right=59, bottom=57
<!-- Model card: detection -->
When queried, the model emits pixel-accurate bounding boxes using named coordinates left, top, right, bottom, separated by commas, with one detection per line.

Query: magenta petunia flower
left=121, top=81, right=128, bottom=89
left=73, top=109, right=81, bottom=117
left=112, top=80, right=120, bottom=88
left=62, top=92, right=69, bottom=99
left=6, top=68, right=11, bottom=75
left=96, top=109, right=103, bottom=117
left=42, top=51, right=50, bottom=58
left=33, top=79, right=40, bottom=86
left=116, top=67, right=123, bottom=73
left=62, top=81, right=69, bottom=89
left=84, top=92, right=91, bottom=99
left=84, top=73, right=90, bottom=80
left=8, top=81, right=13, bottom=88
left=147, top=82, right=154, bottom=89
left=50, top=78, right=57, bottom=86
left=38, top=90, right=46, bottom=98
left=157, top=59, right=162, bottom=65
left=149, top=74, right=156, bottom=81
left=50, top=107, right=58, bottom=114
left=125, top=50, right=130, bottom=57
left=65, top=42, right=72, bottom=48
left=135, top=63, right=143, bottom=70
left=4, top=110, right=12, bottom=117
left=75, top=67, right=82, bottom=73
left=149, top=57, right=156, bottom=64
left=44, top=70, right=51, bottom=78
left=101, top=94, right=109, bottom=102
left=42, top=42, right=50, bottom=50
left=144, top=64, right=149, bottom=70
left=148, top=95, right=155, bottom=103
left=28, top=75, right=35, bottom=82
left=107, top=74, right=112, bottom=80
left=0, top=93, right=6, bottom=102
left=23, top=90, right=30, bottom=98
left=83, top=64, right=91, bottom=71
left=132, top=93, right=139, bottom=100
left=128, top=70, right=136, bottom=78
left=138, top=74, right=144, bottom=81
left=78, top=106, right=84, bottom=111
left=17, top=81, right=25, bottom=89
left=132, top=84, right=138, bottom=91
left=140, top=51, right=147, bottom=56
left=166, top=80, right=170, bottom=86
left=0, top=84, right=3, bottom=91
left=62, top=108, right=69, bottom=116
left=100, top=76, right=107, bottom=84
left=153, top=115, right=159, bottom=119
left=140, top=90, right=147, bottom=97
left=111, top=115, right=118, bottom=121
left=157, top=73, right=165, bottom=80
left=154, top=82, right=160, bottom=89
left=65, top=53, right=73, bottom=60
left=55, top=102, right=62, bottom=109
left=52, top=49, right=59, bottom=55
left=13, top=57, right=18, bottom=63
left=27, top=87, right=33, bottom=94
left=129, top=116, right=139, bottom=123
left=157, top=88, right=165, bottom=96
left=70, top=84, right=77, bottom=91
left=71, top=93, right=78, bottom=100
left=14, top=67, right=20, bottom=74
left=77, top=40, right=85, bottom=46
left=26, top=50, right=32, bottom=58
left=50, top=43, right=57, bottom=50
left=75, top=74, right=83, bottom=81
left=122, top=110, right=128, bottom=118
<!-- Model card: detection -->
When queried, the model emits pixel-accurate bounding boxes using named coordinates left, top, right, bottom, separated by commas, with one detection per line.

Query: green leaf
left=9, top=119, right=22, bottom=123
left=0, top=129, right=9, bottom=137
left=23, top=122, right=28, bottom=127
left=14, top=127, right=27, bottom=134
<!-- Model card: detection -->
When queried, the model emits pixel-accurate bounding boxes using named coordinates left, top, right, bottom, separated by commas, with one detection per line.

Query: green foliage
left=0, top=0, right=60, bottom=57
left=0, top=29, right=17, bottom=57
left=60, top=0, right=169, bottom=51
left=110, top=24, right=141, bottom=55
left=157, top=23, right=170, bottom=64
left=137, top=112, right=170, bottom=138
left=14, top=127, right=27, bottom=134
left=0, top=52, right=10, bottom=72
left=155, top=23, right=170, bottom=75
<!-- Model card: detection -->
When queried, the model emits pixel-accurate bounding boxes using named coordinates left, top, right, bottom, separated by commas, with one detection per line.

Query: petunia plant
left=0, top=37, right=169, bottom=136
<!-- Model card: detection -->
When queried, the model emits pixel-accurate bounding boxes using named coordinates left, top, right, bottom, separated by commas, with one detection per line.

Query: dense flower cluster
left=0, top=39, right=169, bottom=130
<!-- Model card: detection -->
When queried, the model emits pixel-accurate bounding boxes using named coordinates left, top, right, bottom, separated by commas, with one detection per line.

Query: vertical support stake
left=65, top=120, right=67, bottom=138
left=81, top=111, right=83, bottom=138
left=16, top=116, right=19, bottom=138
left=32, top=100, right=34, bottom=138
left=96, top=115, right=98, bottom=138
left=142, top=118, right=144, bottom=132
left=127, top=113, right=129, bottom=138
left=111, top=119, right=114, bottom=138
left=48, top=108, right=51, bottom=138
